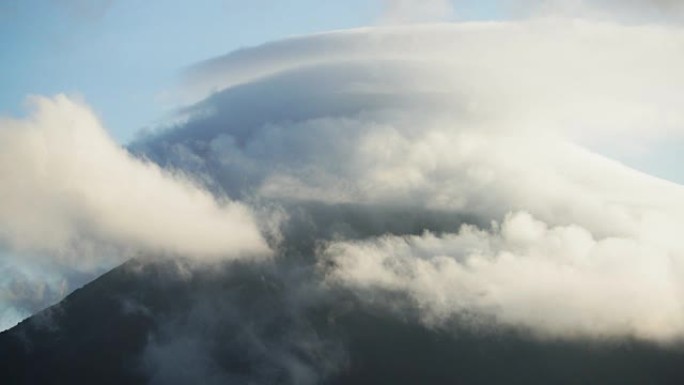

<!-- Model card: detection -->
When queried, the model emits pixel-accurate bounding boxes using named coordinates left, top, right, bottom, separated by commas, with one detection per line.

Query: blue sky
left=0, top=0, right=381, bottom=143
left=0, top=0, right=500, bottom=144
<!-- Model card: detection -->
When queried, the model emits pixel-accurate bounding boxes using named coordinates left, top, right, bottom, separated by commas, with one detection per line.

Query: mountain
left=3, top=251, right=684, bottom=385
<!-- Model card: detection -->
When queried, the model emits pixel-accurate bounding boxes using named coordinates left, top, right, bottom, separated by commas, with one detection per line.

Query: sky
left=0, top=0, right=498, bottom=144
left=0, top=0, right=374, bottom=143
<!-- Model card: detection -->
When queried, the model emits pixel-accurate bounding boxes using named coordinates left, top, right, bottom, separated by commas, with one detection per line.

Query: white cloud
left=137, top=21, right=684, bottom=341
left=0, top=94, right=269, bottom=262
left=159, top=22, right=684, bottom=235
left=323, top=211, right=684, bottom=341
left=177, top=21, right=684, bottom=144
left=0, top=94, right=271, bottom=329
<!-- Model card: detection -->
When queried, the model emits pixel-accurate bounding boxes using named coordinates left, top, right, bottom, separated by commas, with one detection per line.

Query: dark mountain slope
left=2, top=252, right=684, bottom=385
left=0, top=259, right=158, bottom=384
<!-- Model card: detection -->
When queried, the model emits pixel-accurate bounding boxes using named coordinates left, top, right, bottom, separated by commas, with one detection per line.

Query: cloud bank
left=324, top=212, right=684, bottom=341
left=0, top=95, right=268, bottom=329
left=135, top=21, right=684, bottom=343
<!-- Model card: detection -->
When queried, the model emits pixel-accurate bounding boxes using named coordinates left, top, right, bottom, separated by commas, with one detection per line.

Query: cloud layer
left=136, top=21, right=684, bottom=342
left=0, top=95, right=267, bottom=261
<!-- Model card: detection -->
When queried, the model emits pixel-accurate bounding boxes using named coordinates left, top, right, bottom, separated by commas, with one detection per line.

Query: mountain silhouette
left=3, top=250, right=684, bottom=385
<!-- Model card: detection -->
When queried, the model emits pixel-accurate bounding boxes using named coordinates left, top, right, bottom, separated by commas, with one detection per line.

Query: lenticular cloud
left=133, top=20, right=684, bottom=341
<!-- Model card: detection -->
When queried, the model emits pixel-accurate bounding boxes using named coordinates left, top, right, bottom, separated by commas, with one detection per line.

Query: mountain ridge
left=3, top=256, right=684, bottom=384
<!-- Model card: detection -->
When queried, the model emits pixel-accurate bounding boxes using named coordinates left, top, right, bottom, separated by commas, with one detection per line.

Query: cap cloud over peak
left=132, top=22, right=684, bottom=341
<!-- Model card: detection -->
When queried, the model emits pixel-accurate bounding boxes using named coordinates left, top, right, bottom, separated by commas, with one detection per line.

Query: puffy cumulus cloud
left=0, top=95, right=268, bottom=262
left=0, top=94, right=270, bottom=330
left=323, top=212, right=684, bottom=341
left=0, top=96, right=269, bottom=329
left=132, top=22, right=684, bottom=342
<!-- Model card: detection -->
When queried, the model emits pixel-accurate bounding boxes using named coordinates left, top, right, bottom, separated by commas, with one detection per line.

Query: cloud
left=0, top=95, right=268, bottom=261
left=323, top=211, right=684, bottom=341
left=148, top=22, right=684, bottom=231
left=174, top=21, right=684, bottom=143
left=132, top=21, right=684, bottom=344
